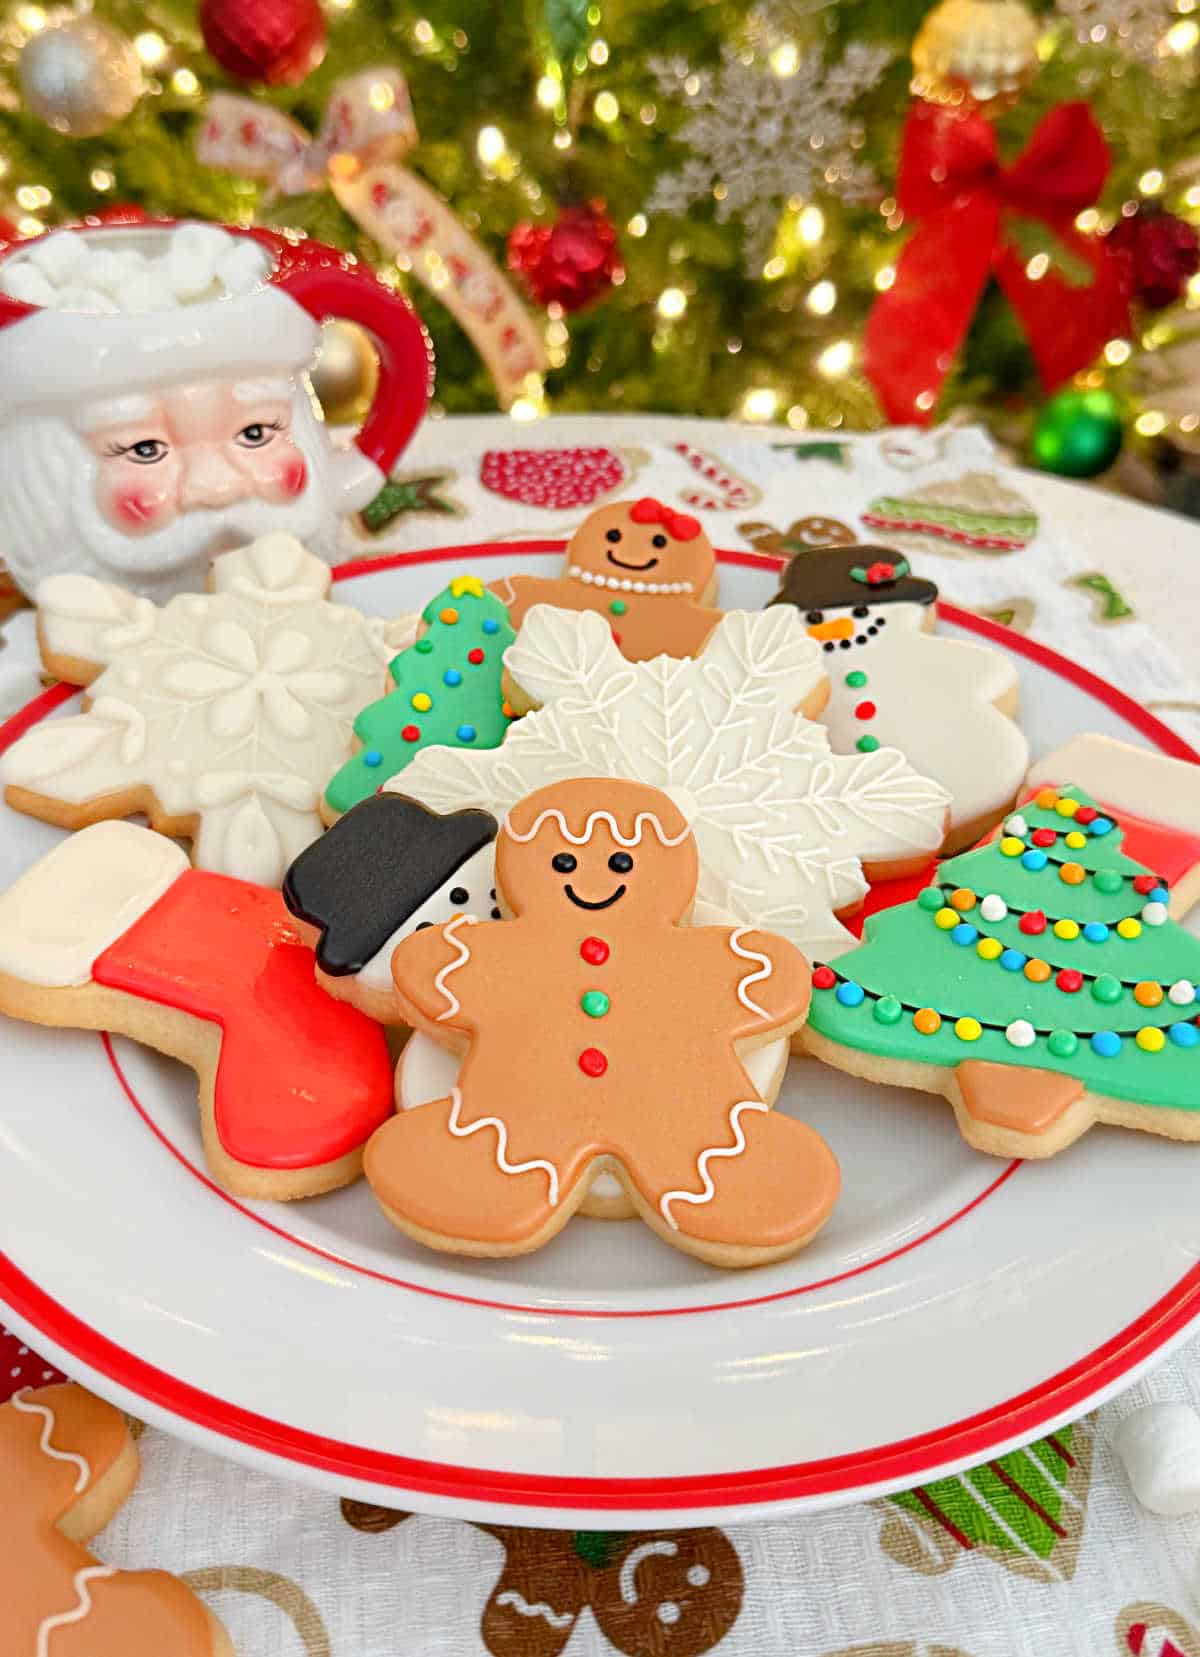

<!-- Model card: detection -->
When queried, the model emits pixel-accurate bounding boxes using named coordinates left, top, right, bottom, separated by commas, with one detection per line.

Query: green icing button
left=1048, top=1029, right=1079, bottom=1058
left=856, top=734, right=880, bottom=753
left=873, top=995, right=903, bottom=1024
left=1093, top=868, right=1124, bottom=895
left=609, top=598, right=628, bottom=616
left=845, top=669, right=868, bottom=688
left=581, top=990, right=611, bottom=1018
left=414, top=638, right=434, bottom=654
left=917, top=887, right=945, bottom=912
left=1092, top=973, right=1123, bottom=1005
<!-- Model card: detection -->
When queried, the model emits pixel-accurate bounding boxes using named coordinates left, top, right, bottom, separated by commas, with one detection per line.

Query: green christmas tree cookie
left=324, top=575, right=515, bottom=819
left=806, top=779, right=1200, bottom=1155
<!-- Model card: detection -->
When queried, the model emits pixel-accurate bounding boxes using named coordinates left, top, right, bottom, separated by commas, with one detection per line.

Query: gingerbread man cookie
left=0, top=821, right=393, bottom=1198
left=489, top=498, right=723, bottom=661
left=1, top=1382, right=233, bottom=1655
left=364, top=777, right=840, bottom=1265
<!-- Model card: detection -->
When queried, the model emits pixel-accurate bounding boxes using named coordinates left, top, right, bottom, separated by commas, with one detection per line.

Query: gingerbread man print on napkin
left=489, top=497, right=724, bottom=660
left=364, top=776, right=840, bottom=1264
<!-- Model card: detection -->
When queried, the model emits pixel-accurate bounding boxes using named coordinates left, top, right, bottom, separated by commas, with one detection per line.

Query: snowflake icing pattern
left=2, top=534, right=415, bottom=886
left=387, top=604, right=950, bottom=960
left=648, top=42, right=892, bottom=273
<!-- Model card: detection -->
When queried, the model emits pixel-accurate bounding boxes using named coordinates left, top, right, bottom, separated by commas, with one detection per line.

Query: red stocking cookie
left=489, top=498, right=723, bottom=661
left=0, top=821, right=393, bottom=1198
left=364, top=777, right=840, bottom=1265
left=2, top=1383, right=233, bottom=1655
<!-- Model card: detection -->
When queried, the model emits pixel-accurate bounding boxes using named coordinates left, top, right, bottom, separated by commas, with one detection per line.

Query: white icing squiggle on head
left=448, top=1087, right=560, bottom=1205
left=432, top=914, right=478, bottom=1022
left=496, top=1590, right=575, bottom=1629
left=728, top=927, right=773, bottom=1019
left=620, top=1539, right=679, bottom=1603
left=659, top=1101, right=768, bottom=1230
left=37, top=1565, right=117, bottom=1657
left=502, top=807, right=691, bottom=848
left=13, top=1390, right=89, bottom=1493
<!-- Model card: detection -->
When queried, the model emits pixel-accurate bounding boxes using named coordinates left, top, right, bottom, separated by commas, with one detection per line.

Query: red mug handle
left=260, top=231, right=434, bottom=480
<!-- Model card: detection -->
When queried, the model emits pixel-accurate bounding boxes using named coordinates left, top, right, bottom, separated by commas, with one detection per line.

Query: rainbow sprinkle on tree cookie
left=806, top=784, right=1200, bottom=1153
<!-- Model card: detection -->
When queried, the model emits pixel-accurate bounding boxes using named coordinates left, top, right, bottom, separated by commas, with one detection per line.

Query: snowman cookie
left=489, top=497, right=724, bottom=662
left=770, top=545, right=1028, bottom=850
left=363, top=776, right=840, bottom=1265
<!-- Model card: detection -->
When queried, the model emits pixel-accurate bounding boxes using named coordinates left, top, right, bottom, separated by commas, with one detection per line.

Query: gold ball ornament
left=309, top=320, right=379, bottom=425
left=18, top=13, right=143, bottom=138
left=911, top=0, right=1040, bottom=114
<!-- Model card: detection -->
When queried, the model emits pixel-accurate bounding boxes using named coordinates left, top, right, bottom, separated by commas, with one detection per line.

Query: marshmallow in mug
left=0, top=224, right=270, bottom=315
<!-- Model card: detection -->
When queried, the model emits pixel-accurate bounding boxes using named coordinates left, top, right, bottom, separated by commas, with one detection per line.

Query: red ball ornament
left=200, top=0, right=326, bottom=87
left=1108, top=209, right=1200, bottom=312
left=507, top=201, right=622, bottom=313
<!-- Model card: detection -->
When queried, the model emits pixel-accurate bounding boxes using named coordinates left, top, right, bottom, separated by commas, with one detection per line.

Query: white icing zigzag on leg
left=433, top=914, right=478, bottom=1022
left=12, top=1390, right=90, bottom=1493
left=448, top=1087, right=560, bottom=1206
left=728, top=926, right=772, bottom=1019
left=37, top=1565, right=117, bottom=1657
left=659, top=1100, right=768, bottom=1230
left=496, top=1590, right=576, bottom=1629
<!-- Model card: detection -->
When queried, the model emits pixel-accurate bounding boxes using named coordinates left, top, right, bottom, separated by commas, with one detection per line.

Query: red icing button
left=854, top=701, right=877, bottom=721
left=580, top=936, right=610, bottom=965
left=1019, top=910, right=1047, bottom=935
left=1074, top=806, right=1097, bottom=824
left=1132, top=874, right=1158, bottom=895
left=579, top=1047, right=608, bottom=1077
left=1057, top=968, right=1084, bottom=993
left=401, top=724, right=420, bottom=742
left=1031, top=828, right=1056, bottom=847
left=611, top=630, right=622, bottom=646
left=468, top=647, right=485, bottom=664
left=812, top=965, right=837, bottom=990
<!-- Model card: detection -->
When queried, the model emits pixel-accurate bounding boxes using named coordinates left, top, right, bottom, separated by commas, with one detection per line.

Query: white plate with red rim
left=2, top=540, right=1200, bottom=1529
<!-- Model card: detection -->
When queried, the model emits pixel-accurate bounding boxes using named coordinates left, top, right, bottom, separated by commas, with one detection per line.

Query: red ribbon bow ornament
left=629, top=497, right=702, bottom=541
left=864, top=100, right=1132, bottom=425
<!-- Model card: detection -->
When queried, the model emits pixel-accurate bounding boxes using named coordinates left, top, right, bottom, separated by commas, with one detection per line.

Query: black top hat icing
left=768, top=544, right=939, bottom=614
left=283, top=793, right=499, bottom=976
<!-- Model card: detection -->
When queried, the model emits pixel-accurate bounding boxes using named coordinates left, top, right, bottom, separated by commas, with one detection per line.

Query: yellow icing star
left=449, top=575, right=485, bottom=598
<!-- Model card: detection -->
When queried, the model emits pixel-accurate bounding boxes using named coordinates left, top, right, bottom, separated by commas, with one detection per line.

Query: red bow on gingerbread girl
left=364, top=777, right=840, bottom=1265
left=489, top=498, right=724, bottom=662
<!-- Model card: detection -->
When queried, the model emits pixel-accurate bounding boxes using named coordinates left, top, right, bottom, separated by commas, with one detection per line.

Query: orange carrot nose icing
left=806, top=617, right=856, bottom=642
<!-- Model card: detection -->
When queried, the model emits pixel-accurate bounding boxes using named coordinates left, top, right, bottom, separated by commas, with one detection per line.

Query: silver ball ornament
left=19, top=14, right=143, bottom=139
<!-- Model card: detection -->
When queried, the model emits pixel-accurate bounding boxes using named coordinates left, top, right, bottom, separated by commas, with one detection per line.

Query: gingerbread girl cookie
left=489, top=498, right=724, bottom=661
left=0, top=821, right=393, bottom=1197
left=2, top=1382, right=233, bottom=1655
left=364, top=777, right=840, bottom=1265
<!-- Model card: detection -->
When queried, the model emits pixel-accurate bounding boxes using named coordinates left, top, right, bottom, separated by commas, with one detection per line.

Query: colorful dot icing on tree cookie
left=769, top=544, right=1028, bottom=850
left=0, top=821, right=393, bottom=1198
left=805, top=764, right=1200, bottom=1156
left=363, top=777, right=840, bottom=1266
left=489, top=498, right=725, bottom=661
left=860, top=472, right=1038, bottom=557
left=323, top=576, right=516, bottom=819
left=0, top=532, right=417, bottom=886
left=1, top=1382, right=233, bottom=1656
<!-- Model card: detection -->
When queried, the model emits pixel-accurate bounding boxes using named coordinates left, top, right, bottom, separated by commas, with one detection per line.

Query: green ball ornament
left=1031, top=388, right=1124, bottom=479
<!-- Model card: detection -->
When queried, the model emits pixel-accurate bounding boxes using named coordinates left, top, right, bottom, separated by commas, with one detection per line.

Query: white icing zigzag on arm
left=659, top=1100, right=768, bottom=1230
left=496, top=1590, right=576, bottom=1629
left=12, top=1390, right=89, bottom=1493
left=448, top=1087, right=560, bottom=1205
left=37, top=1565, right=117, bottom=1657
left=728, top=927, right=772, bottom=1018
left=433, top=914, right=478, bottom=1022
left=503, top=807, right=691, bottom=848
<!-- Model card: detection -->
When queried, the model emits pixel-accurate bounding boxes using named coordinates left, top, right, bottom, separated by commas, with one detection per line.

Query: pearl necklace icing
left=567, top=565, right=694, bottom=595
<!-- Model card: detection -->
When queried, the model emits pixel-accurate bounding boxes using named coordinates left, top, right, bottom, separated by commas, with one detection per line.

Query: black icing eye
left=449, top=886, right=469, bottom=906
left=605, top=528, right=622, bottom=543
left=552, top=852, right=577, bottom=873
left=852, top=606, right=869, bottom=618
left=608, top=852, right=633, bottom=873
left=490, top=906, right=501, bottom=919
left=806, top=610, right=824, bottom=624
left=652, top=533, right=668, bottom=548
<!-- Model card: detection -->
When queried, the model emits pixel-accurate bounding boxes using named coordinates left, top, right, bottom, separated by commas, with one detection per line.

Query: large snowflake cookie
left=386, top=603, right=951, bottom=962
left=1, top=533, right=414, bottom=885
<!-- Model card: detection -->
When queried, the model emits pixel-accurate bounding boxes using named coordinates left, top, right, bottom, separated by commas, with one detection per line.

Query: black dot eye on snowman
left=852, top=606, right=869, bottom=618
left=608, top=852, right=634, bottom=873
left=552, top=852, right=578, bottom=873
left=449, top=887, right=469, bottom=906
left=806, top=610, right=824, bottom=625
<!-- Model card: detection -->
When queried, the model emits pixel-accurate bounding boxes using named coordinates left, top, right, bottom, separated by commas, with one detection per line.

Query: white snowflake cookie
left=387, top=603, right=952, bottom=961
left=2, top=533, right=416, bottom=886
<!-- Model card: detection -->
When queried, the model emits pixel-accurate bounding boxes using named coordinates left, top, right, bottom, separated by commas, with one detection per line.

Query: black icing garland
left=768, top=543, right=939, bottom=614
left=283, top=794, right=499, bottom=975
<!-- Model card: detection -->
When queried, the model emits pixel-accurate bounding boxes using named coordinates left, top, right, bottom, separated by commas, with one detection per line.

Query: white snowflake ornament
left=2, top=533, right=416, bottom=886
left=387, top=604, right=951, bottom=960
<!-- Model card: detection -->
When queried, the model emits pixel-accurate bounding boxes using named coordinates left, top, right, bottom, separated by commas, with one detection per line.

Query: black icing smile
left=606, top=552, right=659, bottom=571
left=564, top=883, right=627, bottom=910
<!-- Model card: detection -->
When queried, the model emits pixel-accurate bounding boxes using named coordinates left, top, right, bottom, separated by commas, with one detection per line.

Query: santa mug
left=0, top=219, right=434, bottom=600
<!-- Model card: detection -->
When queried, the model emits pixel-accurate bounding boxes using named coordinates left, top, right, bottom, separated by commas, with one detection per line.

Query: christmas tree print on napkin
left=360, top=470, right=464, bottom=535
left=879, top=1423, right=1093, bottom=1584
